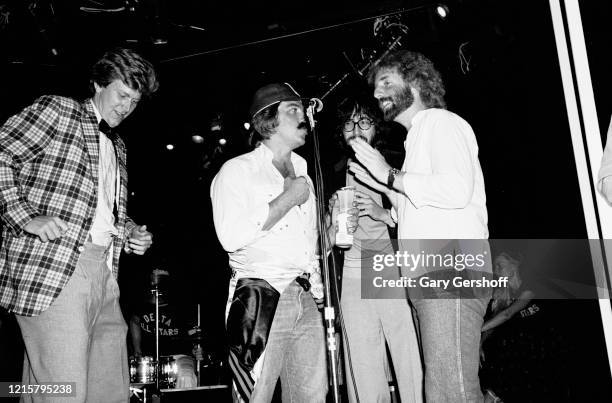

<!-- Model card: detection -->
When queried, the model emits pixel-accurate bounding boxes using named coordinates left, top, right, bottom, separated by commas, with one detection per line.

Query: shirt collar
left=256, top=143, right=307, bottom=176
left=90, top=99, right=102, bottom=124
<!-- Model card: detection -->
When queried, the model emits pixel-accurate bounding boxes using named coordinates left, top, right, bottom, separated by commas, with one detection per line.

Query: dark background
left=1, top=0, right=612, bottom=400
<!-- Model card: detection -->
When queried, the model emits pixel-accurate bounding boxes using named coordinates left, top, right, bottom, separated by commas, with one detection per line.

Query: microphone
left=309, top=98, right=324, bottom=112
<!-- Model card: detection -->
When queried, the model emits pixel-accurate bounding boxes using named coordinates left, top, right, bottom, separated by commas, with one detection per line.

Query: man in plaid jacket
left=0, top=48, right=157, bottom=402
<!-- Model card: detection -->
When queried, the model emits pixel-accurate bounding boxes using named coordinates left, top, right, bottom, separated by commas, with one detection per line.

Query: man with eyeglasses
left=328, top=95, right=423, bottom=403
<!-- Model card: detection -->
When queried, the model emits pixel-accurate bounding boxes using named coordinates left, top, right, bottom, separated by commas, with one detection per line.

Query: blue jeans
left=250, top=280, right=328, bottom=403
left=411, top=296, right=490, bottom=403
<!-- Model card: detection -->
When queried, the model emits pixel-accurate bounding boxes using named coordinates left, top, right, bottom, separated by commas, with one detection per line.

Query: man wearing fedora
left=211, top=83, right=327, bottom=402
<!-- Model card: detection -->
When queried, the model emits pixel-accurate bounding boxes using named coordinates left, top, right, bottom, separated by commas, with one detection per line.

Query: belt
left=229, top=269, right=311, bottom=291
left=295, top=273, right=311, bottom=291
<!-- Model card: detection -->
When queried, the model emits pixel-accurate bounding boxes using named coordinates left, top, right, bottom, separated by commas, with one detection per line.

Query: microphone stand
left=152, top=286, right=160, bottom=390
left=320, top=35, right=405, bottom=101
left=306, top=104, right=341, bottom=403
left=302, top=27, right=408, bottom=403
left=196, top=303, right=201, bottom=386
left=303, top=33, right=407, bottom=403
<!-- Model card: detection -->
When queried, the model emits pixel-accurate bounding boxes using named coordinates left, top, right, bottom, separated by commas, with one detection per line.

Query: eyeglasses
left=343, top=118, right=374, bottom=132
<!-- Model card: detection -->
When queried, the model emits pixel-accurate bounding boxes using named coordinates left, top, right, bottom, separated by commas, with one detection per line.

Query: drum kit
left=129, top=355, right=183, bottom=389
left=129, top=271, right=227, bottom=402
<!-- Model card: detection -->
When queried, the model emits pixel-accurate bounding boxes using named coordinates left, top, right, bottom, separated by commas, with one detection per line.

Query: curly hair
left=90, top=47, right=159, bottom=97
left=336, top=95, right=385, bottom=152
left=368, top=50, right=446, bottom=109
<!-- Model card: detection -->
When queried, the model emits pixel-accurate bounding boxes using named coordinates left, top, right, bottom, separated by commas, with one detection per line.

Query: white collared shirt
left=88, top=101, right=119, bottom=249
left=391, top=108, right=489, bottom=239
left=210, top=143, right=319, bottom=294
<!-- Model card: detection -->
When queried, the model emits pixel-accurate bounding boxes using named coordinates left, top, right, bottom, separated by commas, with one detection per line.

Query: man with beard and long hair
left=211, top=83, right=327, bottom=402
left=328, top=95, right=423, bottom=402
left=348, top=51, right=491, bottom=402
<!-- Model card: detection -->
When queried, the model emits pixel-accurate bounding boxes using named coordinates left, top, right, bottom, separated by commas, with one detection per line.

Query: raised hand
left=348, top=162, right=389, bottom=193
left=284, top=176, right=310, bottom=206
left=350, top=139, right=391, bottom=183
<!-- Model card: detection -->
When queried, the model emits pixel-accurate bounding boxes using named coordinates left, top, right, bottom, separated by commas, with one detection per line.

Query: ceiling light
left=436, top=5, right=449, bottom=19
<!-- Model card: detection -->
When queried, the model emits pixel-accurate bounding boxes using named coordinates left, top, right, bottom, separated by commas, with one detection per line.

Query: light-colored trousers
left=411, top=297, right=489, bottom=403
left=341, top=276, right=424, bottom=403
left=16, top=242, right=129, bottom=403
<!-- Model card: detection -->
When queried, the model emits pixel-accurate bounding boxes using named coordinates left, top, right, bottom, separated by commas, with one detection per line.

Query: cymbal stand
left=196, top=303, right=201, bottom=386
left=152, top=286, right=161, bottom=390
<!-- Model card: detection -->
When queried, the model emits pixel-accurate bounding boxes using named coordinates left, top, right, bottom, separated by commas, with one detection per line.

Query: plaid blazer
left=0, top=95, right=136, bottom=316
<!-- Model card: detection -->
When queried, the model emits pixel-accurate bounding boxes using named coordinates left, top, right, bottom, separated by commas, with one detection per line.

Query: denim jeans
left=411, top=296, right=490, bottom=403
left=250, top=280, right=328, bottom=403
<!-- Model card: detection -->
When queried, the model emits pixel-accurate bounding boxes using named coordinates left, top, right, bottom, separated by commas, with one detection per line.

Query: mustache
left=346, top=134, right=368, bottom=143
left=378, top=97, right=393, bottom=107
left=297, top=121, right=309, bottom=130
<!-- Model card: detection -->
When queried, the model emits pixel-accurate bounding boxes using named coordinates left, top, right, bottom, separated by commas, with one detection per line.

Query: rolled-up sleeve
left=210, top=159, right=270, bottom=252
left=401, top=113, right=475, bottom=209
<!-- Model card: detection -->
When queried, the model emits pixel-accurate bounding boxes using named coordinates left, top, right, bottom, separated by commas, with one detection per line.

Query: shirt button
left=78, top=246, right=84, bottom=252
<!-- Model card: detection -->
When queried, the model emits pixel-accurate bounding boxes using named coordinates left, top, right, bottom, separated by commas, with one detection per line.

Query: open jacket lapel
left=81, top=100, right=100, bottom=187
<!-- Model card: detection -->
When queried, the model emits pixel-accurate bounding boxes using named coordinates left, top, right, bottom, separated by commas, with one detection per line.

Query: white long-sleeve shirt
left=210, top=144, right=320, bottom=294
left=89, top=101, right=119, bottom=248
left=387, top=108, right=491, bottom=281
left=391, top=108, right=489, bottom=240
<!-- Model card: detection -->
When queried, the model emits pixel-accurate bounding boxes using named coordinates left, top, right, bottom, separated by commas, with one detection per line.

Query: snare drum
left=129, top=356, right=157, bottom=384
left=159, top=356, right=178, bottom=389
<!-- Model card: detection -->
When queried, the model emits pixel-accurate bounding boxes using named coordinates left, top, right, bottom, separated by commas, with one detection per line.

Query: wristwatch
left=387, top=168, right=400, bottom=188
